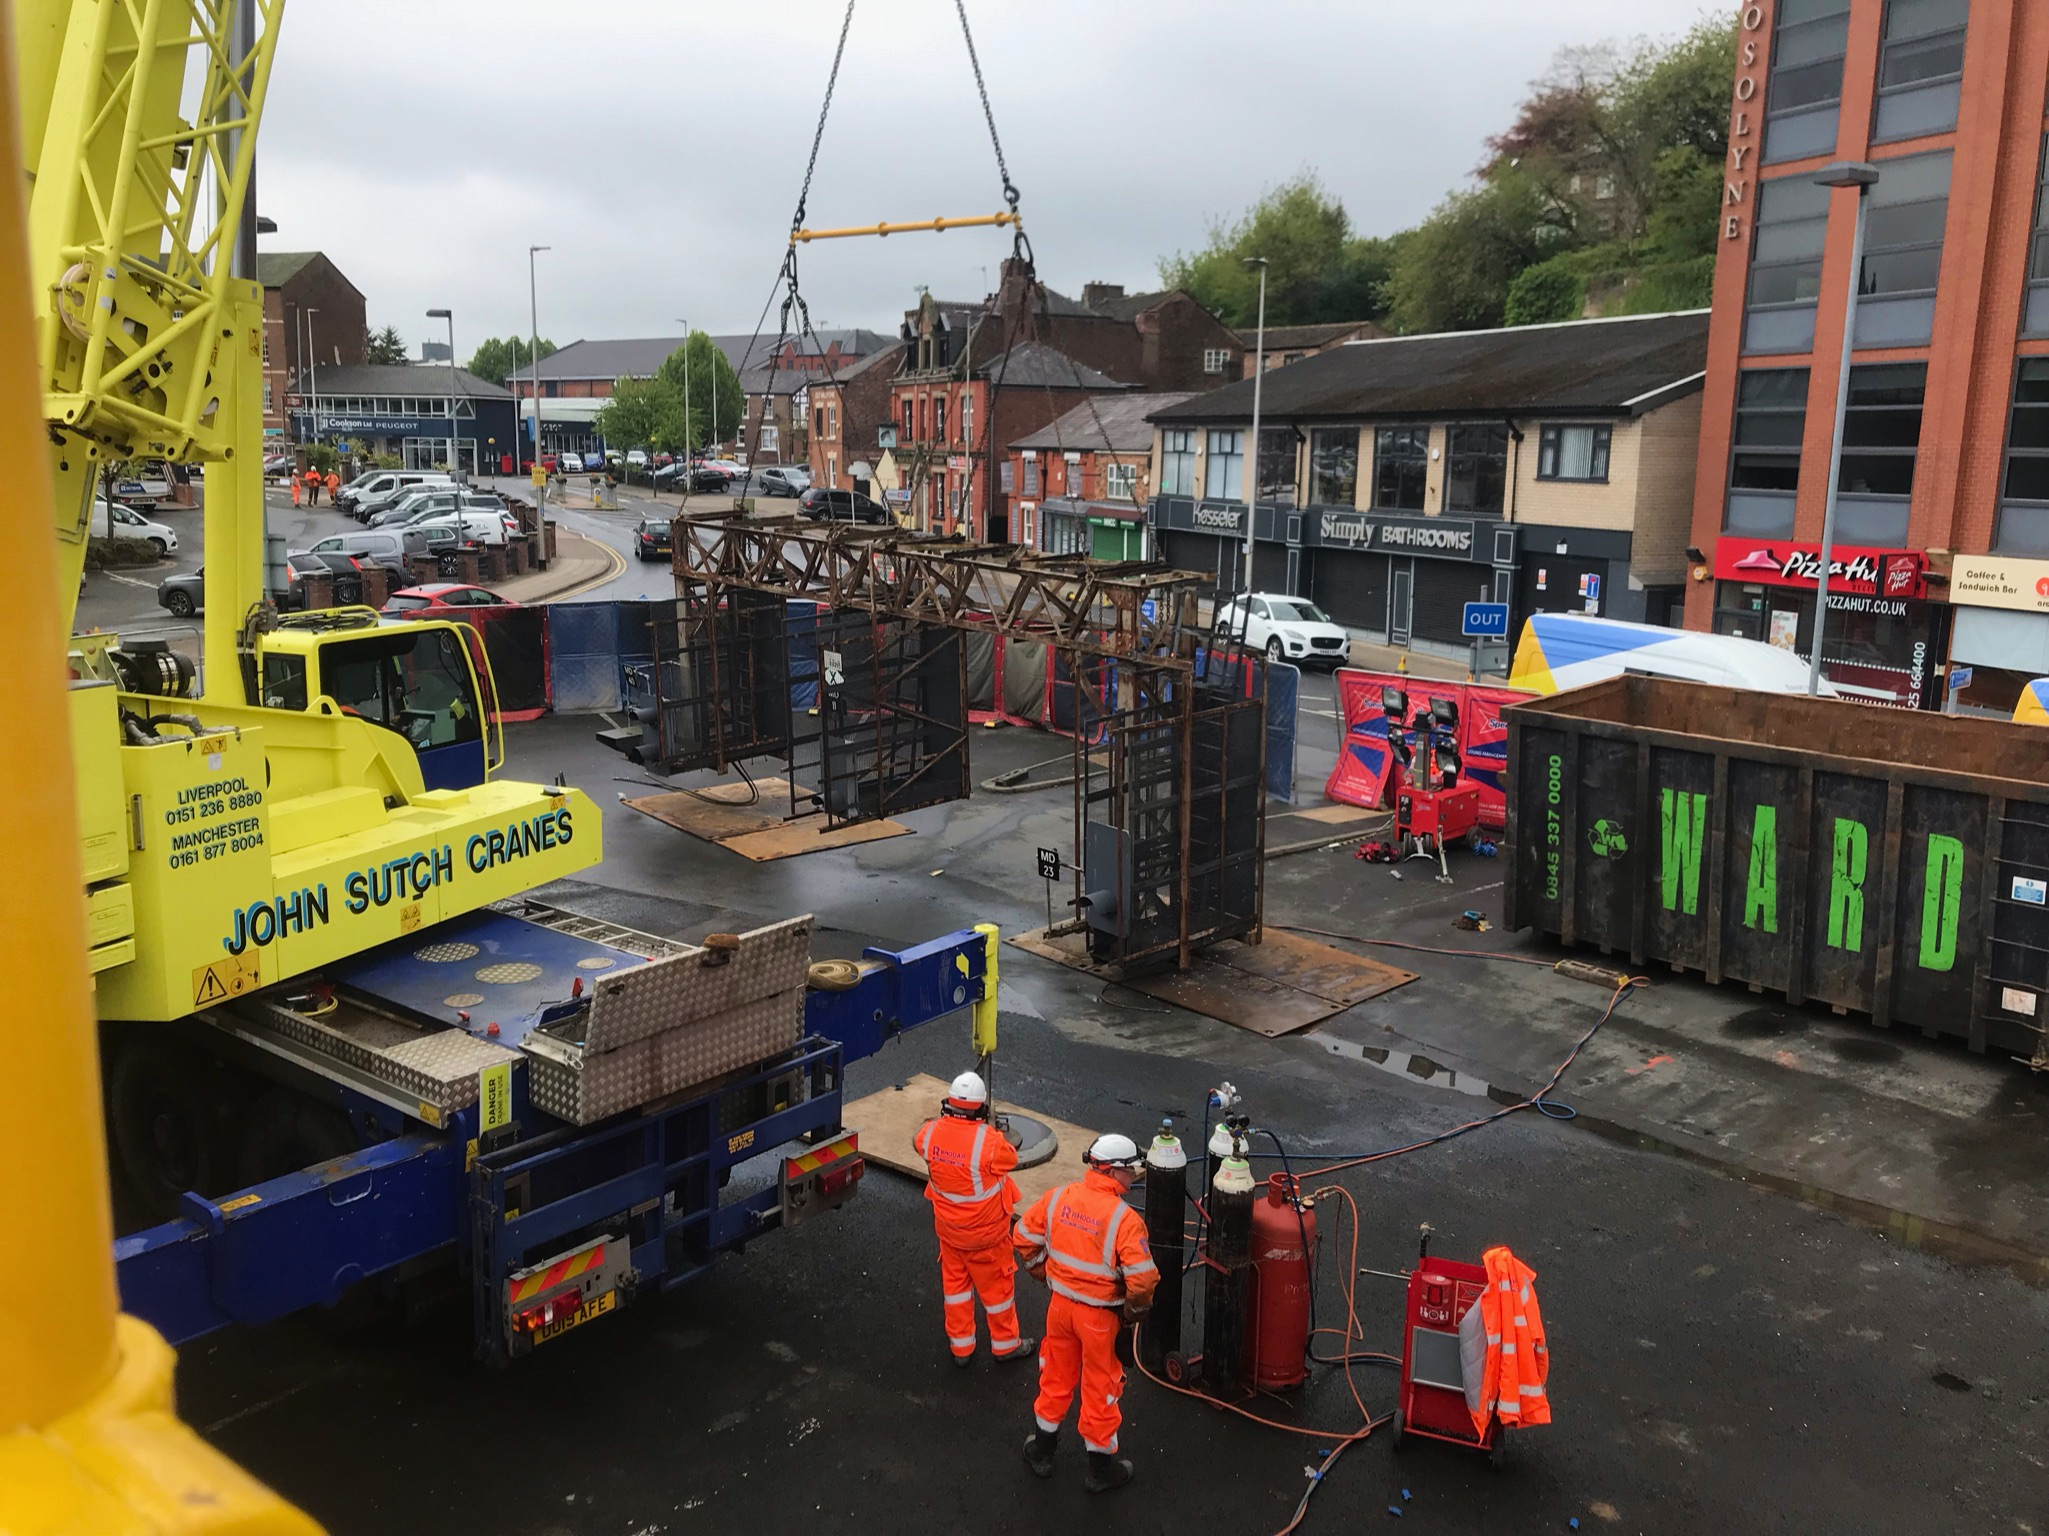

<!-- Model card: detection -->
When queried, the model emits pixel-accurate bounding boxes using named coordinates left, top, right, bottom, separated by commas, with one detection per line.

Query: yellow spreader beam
left=792, top=211, right=1017, bottom=243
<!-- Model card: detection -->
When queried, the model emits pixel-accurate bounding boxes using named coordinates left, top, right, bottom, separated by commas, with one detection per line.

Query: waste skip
left=1502, top=675, right=2049, bottom=1059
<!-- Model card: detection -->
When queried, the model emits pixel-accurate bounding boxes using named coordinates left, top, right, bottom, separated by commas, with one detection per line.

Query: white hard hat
left=948, top=1070, right=988, bottom=1105
left=1086, top=1133, right=1142, bottom=1169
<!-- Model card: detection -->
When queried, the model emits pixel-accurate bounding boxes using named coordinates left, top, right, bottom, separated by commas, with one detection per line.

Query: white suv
left=1214, top=592, right=1350, bottom=667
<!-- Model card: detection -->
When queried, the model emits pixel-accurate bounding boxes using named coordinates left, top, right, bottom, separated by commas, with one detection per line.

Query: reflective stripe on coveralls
left=1471, top=1244, right=1550, bottom=1433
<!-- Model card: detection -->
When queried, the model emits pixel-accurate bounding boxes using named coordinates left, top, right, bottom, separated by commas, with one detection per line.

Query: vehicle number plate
left=534, top=1288, right=616, bottom=1345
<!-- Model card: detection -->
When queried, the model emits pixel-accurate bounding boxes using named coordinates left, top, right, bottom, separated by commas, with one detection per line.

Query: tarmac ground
left=176, top=712, right=2049, bottom=1534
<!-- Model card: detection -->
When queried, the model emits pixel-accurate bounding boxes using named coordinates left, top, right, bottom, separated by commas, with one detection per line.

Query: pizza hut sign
left=1712, top=540, right=1926, bottom=599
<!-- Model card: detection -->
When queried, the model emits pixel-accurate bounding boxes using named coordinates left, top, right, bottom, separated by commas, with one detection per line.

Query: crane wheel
left=110, top=1039, right=235, bottom=1222
left=238, top=1089, right=357, bottom=1188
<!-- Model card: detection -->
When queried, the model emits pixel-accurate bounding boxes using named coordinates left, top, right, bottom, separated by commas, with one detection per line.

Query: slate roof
left=972, top=342, right=1127, bottom=390
left=1009, top=391, right=1195, bottom=453
left=1238, top=320, right=1389, bottom=350
left=298, top=363, right=512, bottom=399
left=525, top=330, right=888, bottom=384
left=1084, top=288, right=1180, bottom=322
left=1154, top=310, right=1709, bottom=424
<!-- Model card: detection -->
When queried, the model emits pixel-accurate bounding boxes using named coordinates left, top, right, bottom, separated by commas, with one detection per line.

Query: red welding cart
left=1391, top=1253, right=1504, bottom=1464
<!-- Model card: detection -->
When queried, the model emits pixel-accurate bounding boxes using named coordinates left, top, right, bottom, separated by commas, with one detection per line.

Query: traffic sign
left=1462, top=601, right=1510, bottom=638
left=1036, top=847, right=1061, bottom=881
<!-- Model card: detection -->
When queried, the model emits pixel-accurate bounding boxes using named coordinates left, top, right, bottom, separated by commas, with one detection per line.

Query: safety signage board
left=480, top=1061, right=513, bottom=1132
left=1036, top=847, right=1061, bottom=880
left=192, top=952, right=260, bottom=1008
left=1461, top=602, right=1510, bottom=638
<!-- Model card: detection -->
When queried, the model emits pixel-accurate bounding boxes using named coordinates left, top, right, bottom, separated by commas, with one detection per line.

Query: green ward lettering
left=1827, top=818, right=1868, bottom=952
left=1744, top=804, right=1779, bottom=933
left=1918, top=833, right=1964, bottom=972
left=1660, top=787, right=1707, bottom=916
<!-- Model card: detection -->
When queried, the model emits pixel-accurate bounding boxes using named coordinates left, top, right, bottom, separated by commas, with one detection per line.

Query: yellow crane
left=20, top=0, right=599, bottom=1197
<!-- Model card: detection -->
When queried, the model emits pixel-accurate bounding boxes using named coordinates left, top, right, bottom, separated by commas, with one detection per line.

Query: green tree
left=364, top=325, right=407, bottom=365
left=1503, top=257, right=1587, bottom=326
left=655, top=333, right=742, bottom=451
left=466, top=334, right=558, bottom=386
left=592, top=375, right=684, bottom=460
left=1160, top=173, right=1392, bottom=327
left=1386, top=171, right=1566, bottom=332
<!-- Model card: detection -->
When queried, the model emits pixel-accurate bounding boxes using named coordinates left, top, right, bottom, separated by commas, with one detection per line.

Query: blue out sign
left=1462, top=601, right=1510, bottom=638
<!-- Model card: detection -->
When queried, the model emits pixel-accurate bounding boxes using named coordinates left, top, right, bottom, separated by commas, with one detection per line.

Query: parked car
left=581, top=451, right=606, bottom=472
left=349, top=473, right=455, bottom=520
left=758, top=466, right=809, bottom=498
left=381, top=583, right=519, bottom=617
left=1212, top=592, right=1350, bottom=667
left=624, top=449, right=649, bottom=468
left=90, top=498, right=178, bottom=555
left=635, top=516, right=673, bottom=562
left=113, top=463, right=171, bottom=508
left=301, top=528, right=430, bottom=565
left=263, top=453, right=294, bottom=479
left=156, top=567, right=204, bottom=618
left=368, top=488, right=497, bottom=527
left=409, top=508, right=517, bottom=549
left=798, top=486, right=887, bottom=524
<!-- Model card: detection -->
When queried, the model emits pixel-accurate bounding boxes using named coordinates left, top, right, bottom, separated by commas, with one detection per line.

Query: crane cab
left=255, top=608, right=503, bottom=791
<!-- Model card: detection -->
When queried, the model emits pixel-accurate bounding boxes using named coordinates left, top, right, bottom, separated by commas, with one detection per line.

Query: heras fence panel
left=1503, top=675, right=2049, bottom=1059
left=467, top=605, right=550, bottom=720
left=548, top=601, right=624, bottom=713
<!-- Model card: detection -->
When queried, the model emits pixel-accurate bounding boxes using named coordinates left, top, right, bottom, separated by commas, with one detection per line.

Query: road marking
left=543, top=537, right=628, bottom=603
left=107, top=573, right=159, bottom=590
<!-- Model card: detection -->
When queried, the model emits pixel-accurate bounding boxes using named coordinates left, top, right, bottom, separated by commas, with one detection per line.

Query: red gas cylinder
left=1245, top=1172, right=1315, bottom=1390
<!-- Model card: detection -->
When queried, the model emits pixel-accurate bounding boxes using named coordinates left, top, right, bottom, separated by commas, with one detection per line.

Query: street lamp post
left=674, top=318, right=692, bottom=506
left=427, top=307, right=460, bottom=478
left=303, top=305, right=320, bottom=447
left=529, top=245, right=550, bottom=471
left=1240, top=256, right=1268, bottom=600
left=1808, top=160, right=1881, bottom=697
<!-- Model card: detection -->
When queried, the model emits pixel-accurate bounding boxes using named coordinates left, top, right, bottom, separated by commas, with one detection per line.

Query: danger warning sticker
left=192, top=952, right=261, bottom=1008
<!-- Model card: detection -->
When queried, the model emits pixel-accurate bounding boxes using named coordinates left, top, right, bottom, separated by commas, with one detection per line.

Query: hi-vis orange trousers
left=940, top=1240, right=1023, bottom=1359
left=1032, top=1292, right=1124, bottom=1453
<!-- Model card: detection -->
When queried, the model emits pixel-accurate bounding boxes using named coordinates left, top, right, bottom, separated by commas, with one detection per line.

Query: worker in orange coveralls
left=1015, top=1133, right=1157, bottom=1493
left=913, top=1070, right=1033, bottom=1369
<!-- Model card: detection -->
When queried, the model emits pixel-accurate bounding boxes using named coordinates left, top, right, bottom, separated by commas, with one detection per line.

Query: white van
left=89, top=498, right=178, bottom=555
left=1509, top=613, right=1837, bottom=696
left=340, top=470, right=453, bottom=519
left=411, top=507, right=517, bottom=549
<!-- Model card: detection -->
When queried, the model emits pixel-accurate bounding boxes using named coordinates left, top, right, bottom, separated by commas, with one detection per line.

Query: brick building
left=889, top=260, right=1244, bottom=540
left=1685, top=0, right=2049, bottom=712
left=511, top=330, right=890, bottom=462
left=1146, top=311, right=1708, bottom=658
left=806, top=343, right=907, bottom=493
left=1237, top=320, right=1388, bottom=378
left=1006, top=392, right=1192, bottom=558
left=258, top=251, right=366, bottom=443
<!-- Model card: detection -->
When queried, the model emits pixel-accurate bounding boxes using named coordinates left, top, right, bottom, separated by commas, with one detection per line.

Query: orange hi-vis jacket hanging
left=913, top=1111, right=1020, bottom=1249
left=1471, top=1245, right=1550, bottom=1434
left=1013, top=1168, right=1157, bottom=1310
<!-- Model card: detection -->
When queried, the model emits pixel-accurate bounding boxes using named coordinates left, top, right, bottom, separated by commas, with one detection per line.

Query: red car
left=382, top=582, right=520, bottom=617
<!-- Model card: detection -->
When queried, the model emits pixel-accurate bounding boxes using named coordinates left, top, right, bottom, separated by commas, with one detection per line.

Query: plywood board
left=624, top=782, right=913, bottom=862
left=1005, top=925, right=1415, bottom=1037
left=1289, top=803, right=1380, bottom=826
left=843, top=1072, right=1092, bottom=1209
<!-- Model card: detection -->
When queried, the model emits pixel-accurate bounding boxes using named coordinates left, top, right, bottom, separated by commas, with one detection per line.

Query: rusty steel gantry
left=656, top=511, right=1268, bottom=971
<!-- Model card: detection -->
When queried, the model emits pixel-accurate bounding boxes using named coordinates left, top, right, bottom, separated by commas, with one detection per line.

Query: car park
left=90, top=498, right=178, bottom=555
left=758, top=466, right=809, bottom=497
left=1212, top=592, right=1350, bottom=667
left=155, top=567, right=204, bottom=618
left=634, top=516, right=673, bottom=561
left=624, top=449, right=648, bottom=468
left=344, top=471, right=453, bottom=519
left=797, top=486, right=888, bottom=524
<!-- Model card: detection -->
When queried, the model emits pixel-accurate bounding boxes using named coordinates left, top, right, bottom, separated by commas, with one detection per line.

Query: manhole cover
left=443, top=992, right=485, bottom=1008
left=999, top=1113, right=1059, bottom=1169
left=414, top=941, right=480, bottom=963
left=576, top=957, right=617, bottom=971
left=475, top=961, right=544, bottom=985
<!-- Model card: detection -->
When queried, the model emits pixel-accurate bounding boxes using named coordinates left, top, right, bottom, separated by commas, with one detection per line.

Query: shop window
left=1854, top=150, right=1951, bottom=347
left=1256, top=426, right=1295, bottom=504
left=1206, top=429, right=1244, bottom=501
left=1308, top=428, right=1358, bottom=507
left=1444, top=424, right=1508, bottom=516
left=1536, top=424, right=1611, bottom=482
left=1373, top=426, right=1428, bottom=511
left=1726, top=368, right=1808, bottom=535
left=1160, top=430, right=1195, bottom=497
left=1764, top=0, right=1851, bottom=165
left=1997, top=358, right=2049, bottom=554
left=1744, top=175, right=1830, bottom=353
left=934, top=398, right=947, bottom=444
left=1873, top=0, right=1967, bottom=143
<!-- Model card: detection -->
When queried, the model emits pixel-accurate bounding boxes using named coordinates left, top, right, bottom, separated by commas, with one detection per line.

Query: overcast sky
left=256, top=0, right=1722, bottom=359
